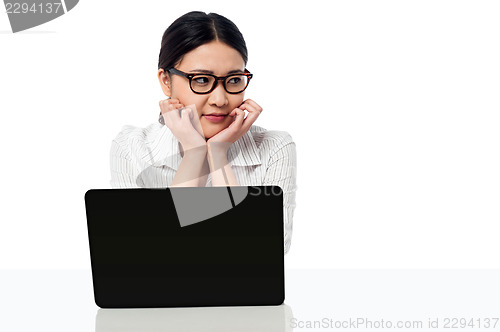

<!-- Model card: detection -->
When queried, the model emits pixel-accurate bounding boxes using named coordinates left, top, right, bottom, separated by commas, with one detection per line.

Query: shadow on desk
left=96, top=304, right=293, bottom=332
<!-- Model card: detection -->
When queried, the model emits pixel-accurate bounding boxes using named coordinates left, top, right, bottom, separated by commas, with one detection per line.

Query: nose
left=208, top=81, right=228, bottom=107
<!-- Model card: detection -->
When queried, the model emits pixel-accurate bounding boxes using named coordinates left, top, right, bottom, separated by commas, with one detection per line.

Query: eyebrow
left=189, top=69, right=245, bottom=75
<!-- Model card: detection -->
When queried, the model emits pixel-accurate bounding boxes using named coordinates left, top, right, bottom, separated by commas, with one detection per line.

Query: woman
left=110, top=11, right=297, bottom=254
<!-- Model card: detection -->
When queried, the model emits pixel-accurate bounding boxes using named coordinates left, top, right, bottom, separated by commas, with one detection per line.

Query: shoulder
left=249, top=125, right=295, bottom=151
left=111, top=123, right=164, bottom=156
left=112, top=122, right=162, bottom=142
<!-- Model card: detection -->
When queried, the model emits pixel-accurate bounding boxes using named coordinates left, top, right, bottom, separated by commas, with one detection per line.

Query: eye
left=227, top=76, right=242, bottom=85
left=192, top=76, right=210, bottom=85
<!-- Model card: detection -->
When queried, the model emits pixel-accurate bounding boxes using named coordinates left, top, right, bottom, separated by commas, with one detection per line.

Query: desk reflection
left=96, top=304, right=293, bottom=332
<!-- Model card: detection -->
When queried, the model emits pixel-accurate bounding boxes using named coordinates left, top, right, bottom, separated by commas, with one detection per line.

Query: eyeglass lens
left=191, top=74, right=249, bottom=93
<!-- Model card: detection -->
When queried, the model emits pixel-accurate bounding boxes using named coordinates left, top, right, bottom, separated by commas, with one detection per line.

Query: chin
left=202, top=124, right=231, bottom=140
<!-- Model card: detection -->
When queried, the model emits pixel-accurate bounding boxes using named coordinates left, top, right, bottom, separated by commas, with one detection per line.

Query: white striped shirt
left=110, top=122, right=297, bottom=254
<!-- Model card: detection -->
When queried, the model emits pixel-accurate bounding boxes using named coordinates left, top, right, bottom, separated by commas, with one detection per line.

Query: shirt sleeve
left=110, top=139, right=144, bottom=188
left=262, top=133, right=297, bottom=255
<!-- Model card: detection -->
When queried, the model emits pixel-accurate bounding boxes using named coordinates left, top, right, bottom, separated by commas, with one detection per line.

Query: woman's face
left=158, top=41, right=246, bottom=139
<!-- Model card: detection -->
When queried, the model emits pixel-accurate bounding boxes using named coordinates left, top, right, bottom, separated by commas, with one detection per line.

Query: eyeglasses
left=166, top=68, right=253, bottom=94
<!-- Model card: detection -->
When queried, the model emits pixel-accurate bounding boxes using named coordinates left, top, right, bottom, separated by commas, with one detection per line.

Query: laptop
left=84, top=185, right=284, bottom=308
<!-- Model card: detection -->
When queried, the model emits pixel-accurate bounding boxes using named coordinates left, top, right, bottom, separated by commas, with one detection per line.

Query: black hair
left=158, top=11, right=248, bottom=71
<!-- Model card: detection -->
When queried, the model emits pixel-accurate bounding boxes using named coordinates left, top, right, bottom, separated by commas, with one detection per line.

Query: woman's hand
left=207, top=99, right=262, bottom=153
left=159, top=98, right=206, bottom=152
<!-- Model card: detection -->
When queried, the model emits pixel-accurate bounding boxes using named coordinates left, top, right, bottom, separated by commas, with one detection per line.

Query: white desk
left=1, top=269, right=499, bottom=331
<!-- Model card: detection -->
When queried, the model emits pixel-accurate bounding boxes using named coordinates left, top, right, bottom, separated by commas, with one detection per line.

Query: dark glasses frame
left=166, top=67, right=253, bottom=94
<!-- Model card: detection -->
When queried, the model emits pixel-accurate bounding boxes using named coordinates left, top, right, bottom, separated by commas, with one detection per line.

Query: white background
left=0, top=0, right=499, bottom=269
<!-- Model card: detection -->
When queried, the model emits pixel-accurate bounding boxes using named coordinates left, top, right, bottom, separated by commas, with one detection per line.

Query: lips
left=203, top=113, right=228, bottom=123
left=204, top=113, right=228, bottom=116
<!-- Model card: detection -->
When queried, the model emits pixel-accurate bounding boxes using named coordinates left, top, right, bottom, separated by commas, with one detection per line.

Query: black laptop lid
left=85, top=186, right=284, bottom=308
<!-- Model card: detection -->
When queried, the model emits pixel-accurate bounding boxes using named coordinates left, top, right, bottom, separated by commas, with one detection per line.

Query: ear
left=158, top=68, right=172, bottom=97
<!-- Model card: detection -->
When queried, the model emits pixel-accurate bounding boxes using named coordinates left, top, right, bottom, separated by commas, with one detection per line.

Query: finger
left=169, top=100, right=184, bottom=108
left=159, top=98, right=179, bottom=105
left=162, top=98, right=184, bottom=109
left=159, top=99, right=170, bottom=111
left=239, top=106, right=261, bottom=133
left=241, top=99, right=263, bottom=113
left=237, top=104, right=254, bottom=120
left=160, top=100, right=183, bottom=115
left=229, top=108, right=242, bottom=121
left=181, top=104, right=197, bottom=120
left=163, top=104, right=182, bottom=124
left=159, top=100, right=174, bottom=127
left=230, top=108, right=245, bottom=129
left=171, top=103, right=184, bottom=110
left=167, top=98, right=184, bottom=108
left=169, top=104, right=185, bottom=113
left=238, top=102, right=262, bottom=115
left=229, top=108, right=237, bottom=118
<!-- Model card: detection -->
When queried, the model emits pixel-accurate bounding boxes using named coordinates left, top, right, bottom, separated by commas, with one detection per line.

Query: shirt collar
left=146, top=123, right=262, bottom=170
